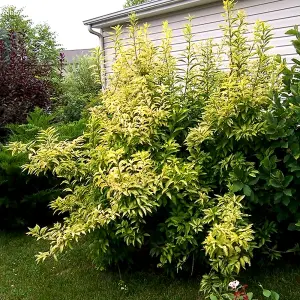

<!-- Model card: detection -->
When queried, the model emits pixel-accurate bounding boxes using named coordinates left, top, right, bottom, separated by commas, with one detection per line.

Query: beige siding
left=103, top=0, right=300, bottom=74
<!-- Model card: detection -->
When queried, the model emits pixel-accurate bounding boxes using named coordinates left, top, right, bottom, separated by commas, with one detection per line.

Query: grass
left=0, top=232, right=300, bottom=300
left=0, top=232, right=200, bottom=300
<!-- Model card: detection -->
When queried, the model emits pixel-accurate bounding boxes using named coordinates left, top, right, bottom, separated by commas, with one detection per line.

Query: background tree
left=0, top=6, right=62, bottom=130
left=0, top=6, right=60, bottom=68
left=54, top=48, right=103, bottom=123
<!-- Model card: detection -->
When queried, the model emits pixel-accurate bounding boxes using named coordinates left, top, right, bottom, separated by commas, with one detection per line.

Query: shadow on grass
left=0, top=232, right=200, bottom=300
left=1, top=232, right=299, bottom=300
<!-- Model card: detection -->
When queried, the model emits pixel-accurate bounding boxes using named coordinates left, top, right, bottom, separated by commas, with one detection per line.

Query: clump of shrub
left=0, top=44, right=101, bottom=229
left=9, top=1, right=300, bottom=298
left=0, top=108, right=86, bottom=229
left=0, top=5, right=103, bottom=229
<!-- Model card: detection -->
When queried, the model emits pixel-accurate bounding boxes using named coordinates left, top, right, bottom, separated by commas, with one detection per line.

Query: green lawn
left=0, top=232, right=300, bottom=300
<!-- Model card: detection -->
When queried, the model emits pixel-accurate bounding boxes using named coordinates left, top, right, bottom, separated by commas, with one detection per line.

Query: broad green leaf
left=269, top=179, right=282, bottom=188
left=283, top=175, right=293, bottom=187
left=232, top=181, right=244, bottom=192
left=249, top=176, right=259, bottom=186
left=243, top=185, right=252, bottom=196
left=282, top=196, right=290, bottom=206
left=270, top=291, right=279, bottom=300
left=247, top=292, right=254, bottom=300
left=274, top=192, right=283, bottom=203
left=263, top=289, right=271, bottom=297
left=283, top=189, right=292, bottom=197
left=292, top=58, right=300, bottom=65
left=285, top=29, right=299, bottom=35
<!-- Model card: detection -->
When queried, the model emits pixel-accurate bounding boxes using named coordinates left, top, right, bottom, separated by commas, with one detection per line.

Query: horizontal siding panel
left=105, top=52, right=296, bottom=74
left=104, top=35, right=296, bottom=65
left=148, top=0, right=299, bottom=28
left=104, top=48, right=297, bottom=72
left=103, top=49, right=297, bottom=69
left=102, top=0, right=299, bottom=75
left=103, top=0, right=299, bottom=39
left=103, top=0, right=298, bottom=37
left=104, top=22, right=297, bottom=52
left=104, top=14, right=299, bottom=50
left=104, top=30, right=295, bottom=57
left=174, top=52, right=296, bottom=67
left=142, top=0, right=299, bottom=31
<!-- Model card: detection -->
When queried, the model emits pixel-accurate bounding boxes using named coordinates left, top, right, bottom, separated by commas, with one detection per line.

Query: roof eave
left=83, top=0, right=218, bottom=29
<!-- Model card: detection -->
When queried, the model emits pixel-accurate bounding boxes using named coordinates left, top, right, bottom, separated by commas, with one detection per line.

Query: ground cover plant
left=9, top=0, right=300, bottom=299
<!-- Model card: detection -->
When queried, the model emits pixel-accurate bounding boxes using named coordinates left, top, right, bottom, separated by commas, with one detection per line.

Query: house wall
left=63, top=49, right=93, bottom=64
left=102, top=0, right=300, bottom=75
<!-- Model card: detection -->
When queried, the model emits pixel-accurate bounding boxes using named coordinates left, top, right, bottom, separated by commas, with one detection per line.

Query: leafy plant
left=8, top=1, right=300, bottom=299
left=209, top=280, right=280, bottom=300
left=0, top=108, right=85, bottom=229
left=0, top=109, right=59, bottom=228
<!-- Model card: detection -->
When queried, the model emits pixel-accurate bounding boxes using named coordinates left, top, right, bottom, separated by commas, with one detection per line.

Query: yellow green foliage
left=9, top=2, right=300, bottom=299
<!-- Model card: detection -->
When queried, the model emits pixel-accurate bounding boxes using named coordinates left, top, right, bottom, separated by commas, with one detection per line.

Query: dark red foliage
left=0, top=32, right=53, bottom=127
